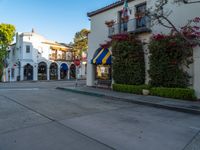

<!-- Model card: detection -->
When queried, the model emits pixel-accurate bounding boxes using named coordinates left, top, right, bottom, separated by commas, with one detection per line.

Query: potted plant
left=105, top=20, right=116, bottom=27
left=142, top=89, right=150, bottom=96
left=135, top=12, right=145, bottom=19
left=121, top=16, right=129, bottom=23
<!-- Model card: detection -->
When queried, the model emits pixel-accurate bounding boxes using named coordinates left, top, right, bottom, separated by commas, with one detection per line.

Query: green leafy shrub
left=150, top=87, right=196, bottom=101
left=113, top=84, right=150, bottom=95
left=148, top=34, right=193, bottom=88
left=112, top=34, right=145, bottom=85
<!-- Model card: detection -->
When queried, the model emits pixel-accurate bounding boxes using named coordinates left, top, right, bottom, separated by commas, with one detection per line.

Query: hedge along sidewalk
left=56, top=86, right=200, bottom=115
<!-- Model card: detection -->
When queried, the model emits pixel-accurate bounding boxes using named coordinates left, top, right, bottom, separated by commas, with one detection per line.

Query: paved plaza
left=0, top=81, right=199, bottom=150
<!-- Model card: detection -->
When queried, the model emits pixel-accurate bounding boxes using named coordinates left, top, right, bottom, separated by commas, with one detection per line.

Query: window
left=7, top=52, right=10, bottom=59
left=12, top=49, right=15, bottom=56
left=136, top=3, right=146, bottom=28
left=118, top=11, right=128, bottom=33
left=11, top=68, right=15, bottom=78
left=96, top=65, right=111, bottom=80
left=26, top=45, right=31, bottom=53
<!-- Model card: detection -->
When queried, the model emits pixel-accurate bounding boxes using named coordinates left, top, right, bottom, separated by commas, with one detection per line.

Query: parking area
left=0, top=81, right=199, bottom=150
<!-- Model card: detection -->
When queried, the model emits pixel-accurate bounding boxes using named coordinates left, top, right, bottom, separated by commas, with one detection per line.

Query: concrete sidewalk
left=57, top=86, right=200, bottom=115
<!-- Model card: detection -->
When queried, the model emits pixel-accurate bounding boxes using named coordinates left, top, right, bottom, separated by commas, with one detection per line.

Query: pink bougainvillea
left=152, top=34, right=166, bottom=41
left=99, top=40, right=112, bottom=49
left=193, top=17, right=200, bottom=23
left=111, top=33, right=129, bottom=41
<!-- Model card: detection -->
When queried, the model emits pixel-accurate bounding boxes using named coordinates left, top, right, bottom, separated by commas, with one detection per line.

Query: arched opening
left=70, top=64, right=76, bottom=79
left=50, top=63, right=58, bottom=80
left=60, top=63, right=68, bottom=80
left=38, top=62, right=47, bottom=80
left=24, top=64, right=33, bottom=80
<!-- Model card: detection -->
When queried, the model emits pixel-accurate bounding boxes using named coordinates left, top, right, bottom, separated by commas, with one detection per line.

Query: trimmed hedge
left=113, top=84, right=150, bottom=95
left=150, top=87, right=196, bottom=101
left=112, top=84, right=196, bottom=101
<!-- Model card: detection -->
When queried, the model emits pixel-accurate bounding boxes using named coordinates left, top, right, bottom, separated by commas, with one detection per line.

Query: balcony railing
left=49, top=54, right=73, bottom=61
left=108, top=16, right=151, bottom=37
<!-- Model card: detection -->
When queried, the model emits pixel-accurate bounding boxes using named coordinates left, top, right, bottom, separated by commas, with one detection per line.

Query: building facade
left=3, top=30, right=87, bottom=82
left=87, top=0, right=200, bottom=98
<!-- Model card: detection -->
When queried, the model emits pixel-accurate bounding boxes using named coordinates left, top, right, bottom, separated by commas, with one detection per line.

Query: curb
left=1, top=79, right=86, bottom=84
left=56, top=87, right=104, bottom=97
left=56, top=87, right=200, bottom=115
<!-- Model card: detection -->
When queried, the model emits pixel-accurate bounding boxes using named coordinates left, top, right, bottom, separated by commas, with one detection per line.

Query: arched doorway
left=24, top=64, right=33, bottom=80
left=60, top=63, right=68, bottom=80
left=38, top=62, right=47, bottom=80
left=70, top=64, right=76, bottom=79
left=50, top=63, right=58, bottom=80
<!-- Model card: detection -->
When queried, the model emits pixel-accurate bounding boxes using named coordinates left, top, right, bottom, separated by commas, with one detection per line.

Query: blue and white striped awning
left=91, top=48, right=111, bottom=65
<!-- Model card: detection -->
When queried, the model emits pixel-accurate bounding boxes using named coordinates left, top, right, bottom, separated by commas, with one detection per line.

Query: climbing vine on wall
left=148, top=34, right=193, bottom=88
left=112, top=34, right=145, bottom=85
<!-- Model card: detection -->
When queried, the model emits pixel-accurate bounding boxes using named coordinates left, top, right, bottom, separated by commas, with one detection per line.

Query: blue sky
left=0, top=0, right=117, bottom=43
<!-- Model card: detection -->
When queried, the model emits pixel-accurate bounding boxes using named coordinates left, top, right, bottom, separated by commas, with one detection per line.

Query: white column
left=34, top=65, right=38, bottom=81
left=58, top=67, right=61, bottom=80
left=193, top=46, right=200, bottom=99
left=47, top=68, right=50, bottom=80
left=20, top=67, right=24, bottom=81
left=67, top=69, right=70, bottom=80
left=87, top=63, right=95, bottom=86
left=144, top=45, right=150, bottom=85
left=5, top=68, right=8, bottom=82
left=2, top=68, right=6, bottom=82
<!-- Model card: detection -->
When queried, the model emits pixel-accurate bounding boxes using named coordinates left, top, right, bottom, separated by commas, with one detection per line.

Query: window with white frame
left=26, top=45, right=31, bottom=53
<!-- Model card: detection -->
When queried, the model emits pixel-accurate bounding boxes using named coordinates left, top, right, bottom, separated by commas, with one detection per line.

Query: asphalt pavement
left=0, top=81, right=199, bottom=150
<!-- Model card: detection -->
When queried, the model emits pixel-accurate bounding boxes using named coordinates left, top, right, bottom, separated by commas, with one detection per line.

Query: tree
left=72, top=29, right=90, bottom=58
left=146, top=0, right=200, bottom=46
left=0, top=23, right=16, bottom=79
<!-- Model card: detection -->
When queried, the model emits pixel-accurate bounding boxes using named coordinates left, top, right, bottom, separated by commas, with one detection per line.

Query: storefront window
left=96, top=65, right=111, bottom=80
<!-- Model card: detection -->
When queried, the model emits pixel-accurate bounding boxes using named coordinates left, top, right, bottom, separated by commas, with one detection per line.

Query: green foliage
left=150, top=87, right=196, bottom=101
left=0, top=24, right=16, bottom=46
left=148, top=34, right=193, bottom=88
left=113, top=84, right=196, bottom=101
left=113, top=84, right=150, bottom=95
left=112, top=36, right=145, bottom=85
left=0, top=23, right=16, bottom=80
left=72, top=29, right=90, bottom=58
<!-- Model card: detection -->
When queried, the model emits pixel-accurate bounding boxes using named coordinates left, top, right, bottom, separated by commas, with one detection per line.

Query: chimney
left=32, top=28, right=35, bottom=33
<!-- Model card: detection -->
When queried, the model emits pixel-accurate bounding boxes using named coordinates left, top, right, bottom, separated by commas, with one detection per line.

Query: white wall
left=193, top=46, right=200, bottom=98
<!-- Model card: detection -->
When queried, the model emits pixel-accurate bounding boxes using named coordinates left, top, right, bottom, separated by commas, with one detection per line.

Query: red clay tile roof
left=87, top=0, right=135, bottom=17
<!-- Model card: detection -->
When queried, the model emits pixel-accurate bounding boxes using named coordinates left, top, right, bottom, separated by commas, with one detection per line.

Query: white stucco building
left=3, top=30, right=87, bottom=82
left=87, top=0, right=200, bottom=98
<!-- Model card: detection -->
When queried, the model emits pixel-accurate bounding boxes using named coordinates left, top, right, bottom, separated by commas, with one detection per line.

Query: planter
left=122, top=16, right=129, bottom=23
left=135, top=12, right=145, bottom=19
left=142, top=89, right=150, bottom=96
left=105, top=20, right=115, bottom=27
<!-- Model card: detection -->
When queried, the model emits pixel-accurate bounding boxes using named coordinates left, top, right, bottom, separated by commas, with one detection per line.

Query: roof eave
left=87, top=0, right=135, bottom=18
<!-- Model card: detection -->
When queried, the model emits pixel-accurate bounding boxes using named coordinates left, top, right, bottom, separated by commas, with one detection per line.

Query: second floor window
left=26, top=45, right=31, bottom=53
left=136, top=3, right=146, bottom=28
left=7, top=52, right=10, bottom=59
left=12, top=49, right=15, bottom=56
left=118, top=11, right=128, bottom=33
